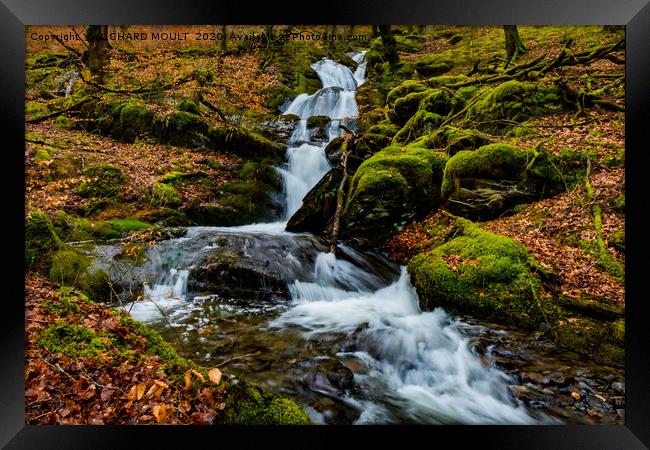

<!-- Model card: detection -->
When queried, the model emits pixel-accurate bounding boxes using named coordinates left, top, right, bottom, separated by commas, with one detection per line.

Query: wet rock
left=302, top=358, right=355, bottom=396
left=286, top=168, right=342, bottom=234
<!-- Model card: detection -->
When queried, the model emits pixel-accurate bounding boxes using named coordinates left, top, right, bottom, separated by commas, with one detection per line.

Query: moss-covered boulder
left=466, top=80, right=568, bottom=132
left=392, top=111, right=444, bottom=144
left=221, top=381, right=310, bottom=425
left=160, top=111, right=211, bottom=147
left=386, top=80, right=428, bottom=107
left=286, top=168, right=343, bottom=234
left=342, top=146, right=447, bottom=245
left=77, top=164, right=127, bottom=199
left=25, top=211, right=62, bottom=273
left=554, top=316, right=624, bottom=367
left=441, top=143, right=565, bottom=219
left=208, top=127, right=286, bottom=162
left=408, top=216, right=555, bottom=328
left=414, top=55, right=453, bottom=77
left=427, top=126, right=495, bottom=155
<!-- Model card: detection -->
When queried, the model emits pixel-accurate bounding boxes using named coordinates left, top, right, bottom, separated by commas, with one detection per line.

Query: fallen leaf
left=208, top=368, right=222, bottom=385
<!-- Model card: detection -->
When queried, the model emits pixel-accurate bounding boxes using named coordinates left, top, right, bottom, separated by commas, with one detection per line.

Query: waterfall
left=277, top=53, right=365, bottom=220
left=118, top=50, right=543, bottom=425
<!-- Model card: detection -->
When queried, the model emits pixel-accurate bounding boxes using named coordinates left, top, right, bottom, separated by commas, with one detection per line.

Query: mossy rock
left=408, top=216, right=555, bottom=328
left=554, top=316, right=624, bottom=367
left=176, top=100, right=201, bottom=114
left=389, top=90, right=429, bottom=126
left=160, top=111, right=211, bottom=147
left=147, top=182, right=183, bottom=207
left=414, top=55, right=453, bottom=77
left=77, top=164, right=127, bottom=199
left=49, top=249, right=91, bottom=286
left=386, top=80, right=428, bottom=107
left=466, top=80, right=567, bottom=132
left=425, top=75, right=469, bottom=88
left=608, top=229, right=624, bottom=252
left=342, top=146, right=447, bottom=244
left=392, top=111, right=443, bottom=144
left=208, top=127, right=286, bottom=162
left=306, top=115, right=330, bottom=129
left=52, top=210, right=95, bottom=243
left=427, top=126, right=494, bottom=155
left=441, top=143, right=566, bottom=219
left=221, top=381, right=310, bottom=425
left=25, top=211, right=62, bottom=273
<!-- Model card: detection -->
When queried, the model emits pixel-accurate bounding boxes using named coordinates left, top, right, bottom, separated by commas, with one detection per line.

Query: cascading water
left=114, top=50, right=547, bottom=424
left=277, top=52, right=364, bottom=219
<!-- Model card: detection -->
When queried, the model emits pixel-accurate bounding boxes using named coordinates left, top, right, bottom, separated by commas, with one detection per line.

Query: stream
left=92, top=51, right=624, bottom=425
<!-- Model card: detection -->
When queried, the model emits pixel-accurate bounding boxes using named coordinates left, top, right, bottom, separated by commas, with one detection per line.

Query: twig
left=214, top=351, right=262, bottom=368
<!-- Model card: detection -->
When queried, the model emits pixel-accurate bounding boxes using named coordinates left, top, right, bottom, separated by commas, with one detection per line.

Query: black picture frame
left=3, top=0, right=649, bottom=448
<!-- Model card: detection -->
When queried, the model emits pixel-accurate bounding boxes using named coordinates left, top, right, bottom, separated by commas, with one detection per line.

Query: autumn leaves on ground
left=25, top=25, right=625, bottom=424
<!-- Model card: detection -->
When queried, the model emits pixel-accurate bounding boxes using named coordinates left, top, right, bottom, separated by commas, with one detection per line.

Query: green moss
left=613, top=194, right=625, bottom=213
left=177, top=100, right=200, bottom=114
left=391, top=90, right=430, bottom=125
left=427, top=126, right=493, bottom=155
left=40, top=288, right=81, bottom=316
left=466, top=80, right=566, bottom=132
left=608, top=229, right=625, bottom=252
left=343, top=146, right=447, bottom=242
left=554, top=316, right=624, bottom=367
left=414, top=54, right=453, bottom=77
left=34, top=147, right=53, bottom=162
left=443, top=143, right=529, bottom=193
left=118, top=315, right=193, bottom=374
left=163, top=111, right=210, bottom=147
left=408, top=217, right=553, bottom=328
left=392, top=110, right=443, bottom=144
left=54, top=115, right=74, bottom=130
left=26, top=100, right=50, bottom=118
left=223, top=381, right=310, bottom=425
left=103, top=219, right=154, bottom=233
left=25, top=211, right=62, bottom=273
left=49, top=250, right=91, bottom=286
left=78, top=164, right=127, bottom=198
left=38, top=321, right=113, bottom=358
left=306, top=115, right=330, bottom=129
left=148, top=182, right=183, bottom=207
left=418, top=89, right=453, bottom=116
left=603, top=148, right=625, bottom=169
left=367, top=122, right=401, bottom=137
left=386, top=80, right=428, bottom=106
left=426, top=75, right=469, bottom=88
left=52, top=210, right=95, bottom=242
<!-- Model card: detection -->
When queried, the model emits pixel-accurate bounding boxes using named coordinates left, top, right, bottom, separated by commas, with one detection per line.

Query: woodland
left=25, top=25, right=625, bottom=425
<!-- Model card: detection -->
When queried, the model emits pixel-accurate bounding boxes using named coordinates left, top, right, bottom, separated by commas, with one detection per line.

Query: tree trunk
left=378, top=25, right=399, bottom=69
left=503, top=25, right=526, bottom=63
left=221, top=25, right=227, bottom=51
left=85, top=25, right=109, bottom=84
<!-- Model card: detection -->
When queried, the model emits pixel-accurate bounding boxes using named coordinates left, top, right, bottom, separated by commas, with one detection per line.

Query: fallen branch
left=330, top=138, right=350, bottom=254
left=25, top=95, right=98, bottom=124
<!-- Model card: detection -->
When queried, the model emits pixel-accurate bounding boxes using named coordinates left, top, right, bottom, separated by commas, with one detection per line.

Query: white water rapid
left=121, top=50, right=540, bottom=425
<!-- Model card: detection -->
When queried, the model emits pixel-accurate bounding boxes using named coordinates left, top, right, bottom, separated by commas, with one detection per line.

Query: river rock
left=302, top=358, right=355, bottom=396
left=191, top=232, right=329, bottom=300
left=286, top=168, right=343, bottom=234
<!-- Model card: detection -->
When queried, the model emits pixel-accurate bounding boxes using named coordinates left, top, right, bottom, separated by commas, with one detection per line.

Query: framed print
left=2, top=0, right=649, bottom=448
